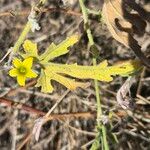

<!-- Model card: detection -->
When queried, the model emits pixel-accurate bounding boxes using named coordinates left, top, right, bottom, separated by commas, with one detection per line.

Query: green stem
left=93, top=59, right=102, bottom=124
left=13, top=0, right=47, bottom=53
left=102, top=126, right=109, bottom=150
left=13, top=22, right=31, bottom=53
left=79, top=0, right=109, bottom=150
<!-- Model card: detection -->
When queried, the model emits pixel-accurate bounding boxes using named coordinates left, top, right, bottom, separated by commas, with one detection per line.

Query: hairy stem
left=13, top=22, right=31, bottom=53
left=79, top=0, right=109, bottom=149
left=13, top=0, right=47, bottom=53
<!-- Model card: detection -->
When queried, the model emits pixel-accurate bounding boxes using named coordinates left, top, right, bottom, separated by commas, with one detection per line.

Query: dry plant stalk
left=116, top=76, right=135, bottom=109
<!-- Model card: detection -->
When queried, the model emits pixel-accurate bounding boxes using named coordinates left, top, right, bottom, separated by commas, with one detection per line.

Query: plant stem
left=93, top=59, right=102, bottom=124
left=13, top=22, right=31, bottom=53
left=13, top=0, right=47, bottom=53
left=79, top=0, right=109, bottom=149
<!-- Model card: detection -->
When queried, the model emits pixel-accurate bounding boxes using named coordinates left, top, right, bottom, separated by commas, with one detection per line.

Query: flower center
left=18, top=67, right=27, bottom=74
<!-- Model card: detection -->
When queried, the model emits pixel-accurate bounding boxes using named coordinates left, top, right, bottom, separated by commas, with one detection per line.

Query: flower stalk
left=79, top=0, right=109, bottom=149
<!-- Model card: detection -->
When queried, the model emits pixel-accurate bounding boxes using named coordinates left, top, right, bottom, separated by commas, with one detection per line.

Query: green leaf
left=35, top=70, right=54, bottom=93
left=21, top=40, right=38, bottom=58
left=37, top=60, right=142, bottom=93
left=35, top=68, right=90, bottom=93
left=44, top=60, right=113, bottom=81
left=39, top=34, right=79, bottom=62
left=45, top=60, right=141, bottom=81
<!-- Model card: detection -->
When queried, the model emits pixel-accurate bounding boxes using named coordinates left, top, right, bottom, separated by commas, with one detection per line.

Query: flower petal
left=13, top=58, right=22, bottom=68
left=26, top=70, right=38, bottom=78
left=17, top=75, right=26, bottom=86
left=23, top=57, right=33, bottom=69
left=9, top=68, right=18, bottom=77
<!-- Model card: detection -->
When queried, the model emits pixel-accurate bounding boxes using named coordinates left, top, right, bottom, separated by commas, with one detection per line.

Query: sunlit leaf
left=21, top=40, right=38, bottom=58
left=39, top=34, right=79, bottom=62
left=36, top=68, right=90, bottom=93
left=35, top=70, right=54, bottom=93
left=49, top=72, right=90, bottom=91
left=18, top=36, right=142, bottom=93
left=37, top=60, right=142, bottom=93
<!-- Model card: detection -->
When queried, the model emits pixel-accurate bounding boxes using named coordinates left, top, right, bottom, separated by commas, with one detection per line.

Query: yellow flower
left=9, top=57, right=38, bottom=86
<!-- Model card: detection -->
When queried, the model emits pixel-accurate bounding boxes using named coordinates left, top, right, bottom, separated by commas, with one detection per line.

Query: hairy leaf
left=36, top=68, right=90, bottom=93
left=35, top=70, right=54, bottom=93
left=39, top=35, right=79, bottom=62
left=22, top=40, right=38, bottom=58
left=36, top=60, right=142, bottom=93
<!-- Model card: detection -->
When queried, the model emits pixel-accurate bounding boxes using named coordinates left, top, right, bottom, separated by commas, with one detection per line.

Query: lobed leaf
left=37, top=60, right=142, bottom=93
left=35, top=70, right=54, bottom=93
left=39, top=34, right=79, bottom=62
left=35, top=68, right=90, bottom=93
left=22, top=40, right=38, bottom=58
